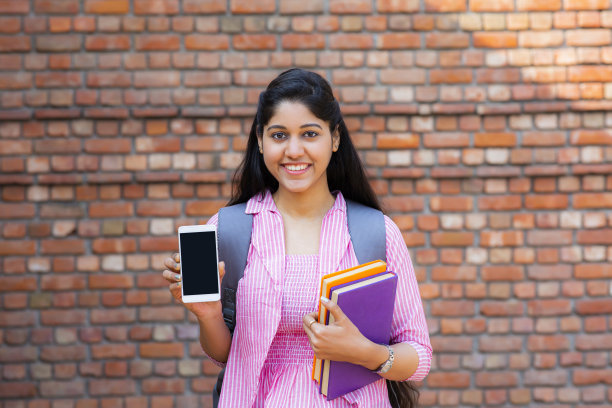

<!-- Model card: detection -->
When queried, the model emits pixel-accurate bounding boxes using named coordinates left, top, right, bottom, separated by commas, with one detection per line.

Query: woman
left=162, top=69, right=432, bottom=407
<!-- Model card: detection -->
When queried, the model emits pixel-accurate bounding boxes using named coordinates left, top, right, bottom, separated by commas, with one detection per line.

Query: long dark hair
left=229, top=68, right=419, bottom=408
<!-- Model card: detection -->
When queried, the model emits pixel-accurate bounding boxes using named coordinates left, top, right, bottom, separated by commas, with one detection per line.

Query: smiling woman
left=162, top=69, right=431, bottom=408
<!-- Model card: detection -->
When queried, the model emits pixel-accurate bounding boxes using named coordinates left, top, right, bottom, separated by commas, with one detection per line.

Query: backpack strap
left=217, top=202, right=252, bottom=334
left=346, top=199, right=387, bottom=263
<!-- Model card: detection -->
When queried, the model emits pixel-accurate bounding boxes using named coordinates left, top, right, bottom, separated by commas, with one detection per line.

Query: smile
left=282, top=163, right=310, bottom=174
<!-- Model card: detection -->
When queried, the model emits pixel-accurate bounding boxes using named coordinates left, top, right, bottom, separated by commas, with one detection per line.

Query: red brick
left=329, top=34, right=373, bottom=50
left=430, top=196, right=472, bottom=212
left=135, top=34, right=180, bottom=51
left=525, top=194, right=569, bottom=209
left=528, top=299, right=572, bottom=316
left=480, top=231, right=524, bottom=247
left=471, top=0, right=513, bottom=11
left=0, top=276, right=36, bottom=291
left=482, top=266, right=525, bottom=281
left=577, top=229, right=612, bottom=245
left=565, top=0, right=609, bottom=10
left=570, top=130, right=612, bottom=145
left=476, top=372, right=519, bottom=387
left=233, top=34, right=276, bottom=50
left=0, top=382, right=37, bottom=398
left=330, top=0, right=372, bottom=13
left=135, top=137, right=181, bottom=152
left=528, top=335, right=570, bottom=351
left=84, top=0, right=129, bottom=14
left=41, top=239, right=86, bottom=255
left=481, top=302, right=524, bottom=316
left=142, top=378, right=185, bottom=394
left=477, top=68, right=521, bottom=83
left=139, top=237, right=177, bottom=252
left=231, top=0, right=275, bottom=13
left=89, top=202, right=133, bottom=218
left=431, top=232, right=474, bottom=246
left=376, top=133, right=419, bottom=149
left=91, top=344, right=136, bottom=359
left=89, top=379, right=135, bottom=396
left=567, top=29, right=611, bottom=46
left=426, top=33, right=469, bottom=49
left=136, top=201, right=180, bottom=217
left=87, top=72, right=131, bottom=88
left=430, top=69, right=472, bottom=84
left=423, top=133, right=470, bottom=148
left=0, top=36, right=30, bottom=52
left=281, top=34, right=325, bottom=49
left=424, top=0, right=466, bottom=11
left=473, top=32, right=518, bottom=48
left=92, top=238, right=136, bottom=253
left=0, top=203, right=35, bottom=219
left=280, top=0, right=324, bottom=14
left=0, top=0, right=30, bottom=13
left=376, top=33, right=421, bottom=50
left=517, top=0, right=561, bottom=10
left=185, top=200, right=226, bottom=216
left=376, top=0, right=419, bottom=12
left=427, top=372, right=470, bottom=388
left=185, top=34, right=229, bottom=50
left=474, top=132, right=517, bottom=147
left=432, top=266, right=476, bottom=281
left=85, top=139, right=131, bottom=154
left=576, top=299, right=612, bottom=316
left=479, top=196, right=522, bottom=211
left=573, top=369, right=612, bottom=385
left=133, top=0, right=179, bottom=14
left=571, top=65, right=612, bottom=82
left=183, top=0, right=225, bottom=13
left=140, top=343, right=183, bottom=358
left=85, top=35, right=130, bottom=51
left=41, top=276, right=86, bottom=291
left=35, top=72, right=81, bottom=88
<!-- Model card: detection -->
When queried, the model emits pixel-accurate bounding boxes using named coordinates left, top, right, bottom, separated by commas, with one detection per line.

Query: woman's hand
left=162, top=253, right=225, bottom=321
left=303, top=297, right=387, bottom=369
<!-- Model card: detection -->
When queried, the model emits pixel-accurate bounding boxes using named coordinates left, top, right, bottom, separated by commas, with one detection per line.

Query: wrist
left=360, top=341, right=390, bottom=371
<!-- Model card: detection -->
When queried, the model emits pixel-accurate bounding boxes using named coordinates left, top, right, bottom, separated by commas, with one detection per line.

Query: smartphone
left=177, top=225, right=221, bottom=303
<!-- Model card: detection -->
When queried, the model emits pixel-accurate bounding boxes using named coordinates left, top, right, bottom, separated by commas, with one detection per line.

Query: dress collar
left=245, top=190, right=347, bottom=216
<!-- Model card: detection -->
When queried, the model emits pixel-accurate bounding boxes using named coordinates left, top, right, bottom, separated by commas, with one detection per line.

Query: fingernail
left=175, top=274, right=181, bottom=281
left=320, top=296, right=330, bottom=304
left=176, top=282, right=181, bottom=288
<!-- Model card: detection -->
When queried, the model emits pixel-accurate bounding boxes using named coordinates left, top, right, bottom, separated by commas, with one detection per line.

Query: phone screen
left=179, top=231, right=219, bottom=296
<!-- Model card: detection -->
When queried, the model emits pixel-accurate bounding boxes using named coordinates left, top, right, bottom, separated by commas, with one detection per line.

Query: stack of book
left=312, top=260, right=398, bottom=400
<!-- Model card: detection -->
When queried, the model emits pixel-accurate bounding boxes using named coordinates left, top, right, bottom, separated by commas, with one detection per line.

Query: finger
left=320, top=296, right=346, bottom=324
left=302, top=313, right=318, bottom=333
left=173, top=253, right=180, bottom=263
left=162, top=270, right=181, bottom=282
left=169, top=281, right=182, bottom=300
left=218, top=261, right=225, bottom=283
left=164, top=257, right=180, bottom=272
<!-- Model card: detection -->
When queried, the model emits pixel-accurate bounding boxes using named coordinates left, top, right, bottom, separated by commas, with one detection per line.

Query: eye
left=303, top=130, right=319, bottom=138
left=270, top=132, right=287, bottom=140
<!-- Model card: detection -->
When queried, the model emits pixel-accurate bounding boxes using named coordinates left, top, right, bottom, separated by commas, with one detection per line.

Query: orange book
left=311, top=260, right=387, bottom=382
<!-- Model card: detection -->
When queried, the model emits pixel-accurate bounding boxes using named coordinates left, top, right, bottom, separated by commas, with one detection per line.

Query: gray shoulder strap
left=346, top=199, right=387, bottom=263
left=217, top=202, right=252, bottom=331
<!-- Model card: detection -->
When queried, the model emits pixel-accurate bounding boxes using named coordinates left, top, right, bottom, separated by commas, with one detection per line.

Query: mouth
left=281, top=163, right=311, bottom=174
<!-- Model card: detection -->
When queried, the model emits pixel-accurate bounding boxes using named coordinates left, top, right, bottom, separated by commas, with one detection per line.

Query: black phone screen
left=179, top=230, right=219, bottom=296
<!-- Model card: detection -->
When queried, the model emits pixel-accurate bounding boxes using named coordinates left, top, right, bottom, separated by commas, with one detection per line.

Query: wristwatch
left=373, top=344, right=394, bottom=374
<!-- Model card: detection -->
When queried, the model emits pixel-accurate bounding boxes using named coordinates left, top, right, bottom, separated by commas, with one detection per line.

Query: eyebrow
left=266, top=123, right=323, bottom=131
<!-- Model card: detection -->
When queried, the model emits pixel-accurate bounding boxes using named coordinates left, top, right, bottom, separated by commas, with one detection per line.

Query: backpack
left=213, top=199, right=386, bottom=407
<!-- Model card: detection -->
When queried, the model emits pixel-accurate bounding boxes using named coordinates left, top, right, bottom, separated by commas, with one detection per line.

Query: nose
left=285, top=135, right=304, bottom=158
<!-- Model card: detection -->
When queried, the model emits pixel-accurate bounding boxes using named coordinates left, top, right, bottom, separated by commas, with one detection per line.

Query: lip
left=281, top=163, right=311, bottom=175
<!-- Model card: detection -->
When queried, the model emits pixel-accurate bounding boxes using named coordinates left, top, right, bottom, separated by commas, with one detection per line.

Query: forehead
left=266, top=101, right=326, bottom=128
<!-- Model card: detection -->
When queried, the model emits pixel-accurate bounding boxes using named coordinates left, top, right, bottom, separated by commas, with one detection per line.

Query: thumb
left=218, top=261, right=225, bottom=284
left=321, top=296, right=346, bottom=324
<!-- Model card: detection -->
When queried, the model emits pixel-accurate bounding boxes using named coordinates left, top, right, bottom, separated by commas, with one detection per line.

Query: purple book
left=319, top=272, right=398, bottom=400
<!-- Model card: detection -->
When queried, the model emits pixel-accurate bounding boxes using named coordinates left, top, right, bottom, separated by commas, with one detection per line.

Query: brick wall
left=1, top=0, right=612, bottom=406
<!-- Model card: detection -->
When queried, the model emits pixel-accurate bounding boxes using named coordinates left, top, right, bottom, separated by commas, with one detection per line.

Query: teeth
left=285, top=164, right=308, bottom=171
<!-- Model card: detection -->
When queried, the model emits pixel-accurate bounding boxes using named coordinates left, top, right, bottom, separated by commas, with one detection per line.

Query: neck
left=273, top=187, right=336, bottom=219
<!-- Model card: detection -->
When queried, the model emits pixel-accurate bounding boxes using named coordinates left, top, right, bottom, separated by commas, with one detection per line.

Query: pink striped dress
left=206, top=191, right=432, bottom=408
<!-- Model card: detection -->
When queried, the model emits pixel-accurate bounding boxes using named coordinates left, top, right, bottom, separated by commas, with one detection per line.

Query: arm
left=302, top=216, right=431, bottom=381
left=161, top=213, right=232, bottom=364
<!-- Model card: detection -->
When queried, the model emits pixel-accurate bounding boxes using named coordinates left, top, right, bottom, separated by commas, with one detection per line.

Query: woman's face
left=258, top=101, right=339, bottom=196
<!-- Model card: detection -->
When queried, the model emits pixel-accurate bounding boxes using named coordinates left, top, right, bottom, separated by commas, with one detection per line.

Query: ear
left=257, top=134, right=263, bottom=154
left=332, top=126, right=340, bottom=152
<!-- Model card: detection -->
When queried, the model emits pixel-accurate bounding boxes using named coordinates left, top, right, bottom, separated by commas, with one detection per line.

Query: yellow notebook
left=311, top=260, right=387, bottom=382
